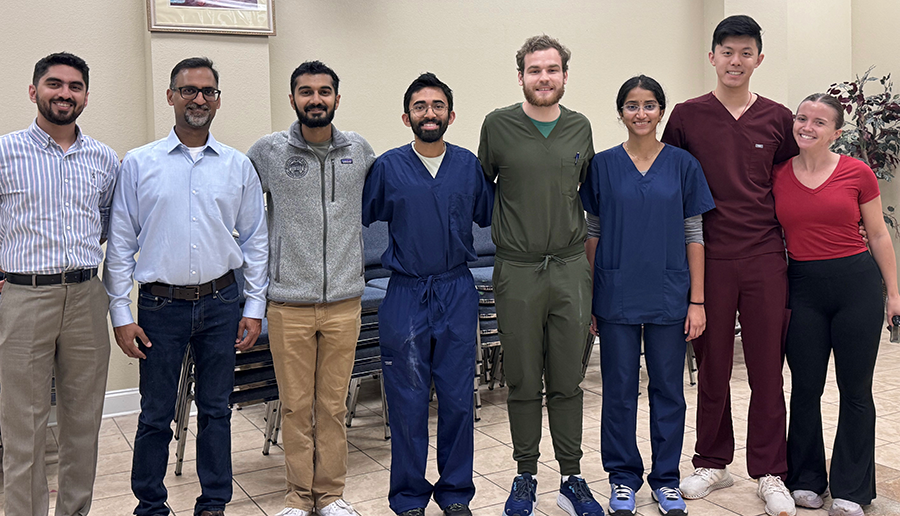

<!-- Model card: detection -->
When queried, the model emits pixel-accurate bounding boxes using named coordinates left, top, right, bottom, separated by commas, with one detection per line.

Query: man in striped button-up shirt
left=0, top=52, right=118, bottom=516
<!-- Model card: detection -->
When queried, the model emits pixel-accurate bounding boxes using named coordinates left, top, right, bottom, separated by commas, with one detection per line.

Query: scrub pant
left=785, top=252, right=882, bottom=505
left=598, top=321, right=686, bottom=491
left=131, top=281, right=241, bottom=516
left=378, top=264, right=478, bottom=513
left=691, top=252, right=789, bottom=479
left=493, top=249, right=592, bottom=475
left=0, top=277, right=110, bottom=516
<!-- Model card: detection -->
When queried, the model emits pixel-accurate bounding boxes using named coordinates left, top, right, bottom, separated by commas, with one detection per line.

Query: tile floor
left=2, top=332, right=900, bottom=516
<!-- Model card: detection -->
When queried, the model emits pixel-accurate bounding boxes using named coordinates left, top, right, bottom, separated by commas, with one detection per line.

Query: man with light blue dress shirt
left=103, top=57, right=268, bottom=516
left=0, top=52, right=118, bottom=516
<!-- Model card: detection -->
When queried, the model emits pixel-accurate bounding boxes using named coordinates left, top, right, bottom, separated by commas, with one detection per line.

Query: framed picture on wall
left=147, top=0, right=275, bottom=36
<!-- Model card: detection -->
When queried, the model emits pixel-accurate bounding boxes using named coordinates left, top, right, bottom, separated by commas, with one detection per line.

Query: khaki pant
left=267, top=297, right=361, bottom=510
left=0, top=277, right=110, bottom=516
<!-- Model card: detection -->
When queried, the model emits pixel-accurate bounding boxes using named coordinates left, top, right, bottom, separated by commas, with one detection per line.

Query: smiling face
left=167, top=67, right=220, bottom=130
left=402, top=86, right=455, bottom=144
left=709, top=35, right=764, bottom=91
left=518, top=48, right=567, bottom=108
left=291, top=73, right=340, bottom=129
left=793, top=100, right=842, bottom=152
left=620, top=86, right=664, bottom=138
left=29, top=64, right=88, bottom=126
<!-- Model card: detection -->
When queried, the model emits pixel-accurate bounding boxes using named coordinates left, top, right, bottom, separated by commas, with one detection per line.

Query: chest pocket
left=747, top=140, right=778, bottom=186
left=449, top=193, right=474, bottom=234
left=559, top=158, right=580, bottom=199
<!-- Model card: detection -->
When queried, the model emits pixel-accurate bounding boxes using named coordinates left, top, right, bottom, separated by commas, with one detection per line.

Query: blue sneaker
left=652, top=487, right=687, bottom=516
left=557, top=476, right=604, bottom=516
left=503, top=473, right=537, bottom=516
left=607, top=484, right=636, bottom=516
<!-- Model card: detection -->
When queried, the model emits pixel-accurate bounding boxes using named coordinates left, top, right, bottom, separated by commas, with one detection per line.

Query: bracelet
left=689, top=301, right=705, bottom=306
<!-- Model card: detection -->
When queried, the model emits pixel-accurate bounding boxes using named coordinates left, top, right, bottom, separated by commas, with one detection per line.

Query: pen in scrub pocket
left=575, top=152, right=580, bottom=165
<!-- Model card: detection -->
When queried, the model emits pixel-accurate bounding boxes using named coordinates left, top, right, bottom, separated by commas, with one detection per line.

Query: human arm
left=685, top=242, right=706, bottom=341
left=98, top=152, right=119, bottom=245
left=472, top=158, right=495, bottom=228
left=103, top=155, right=148, bottom=358
left=859, top=196, right=900, bottom=322
left=477, top=119, right=499, bottom=182
left=234, top=158, right=269, bottom=350
left=362, top=157, right=391, bottom=226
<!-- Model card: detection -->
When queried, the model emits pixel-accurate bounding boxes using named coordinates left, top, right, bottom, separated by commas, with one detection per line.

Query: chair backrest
left=363, top=221, right=391, bottom=280
left=468, top=223, right=495, bottom=268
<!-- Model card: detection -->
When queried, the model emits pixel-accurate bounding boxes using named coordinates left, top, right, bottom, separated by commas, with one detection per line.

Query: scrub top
left=580, top=144, right=715, bottom=325
left=362, top=142, right=494, bottom=278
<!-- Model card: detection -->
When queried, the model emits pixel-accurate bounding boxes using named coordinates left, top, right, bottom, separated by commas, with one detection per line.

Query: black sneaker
left=399, top=509, right=425, bottom=516
left=444, top=503, right=473, bottom=516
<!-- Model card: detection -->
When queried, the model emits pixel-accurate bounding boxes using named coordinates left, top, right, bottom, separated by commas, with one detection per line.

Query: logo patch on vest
left=284, top=156, right=309, bottom=179
left=341, top=158, right=353, bottom=164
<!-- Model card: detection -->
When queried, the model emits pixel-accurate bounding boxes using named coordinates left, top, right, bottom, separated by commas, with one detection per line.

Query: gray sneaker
left=679, top=467, right=733, bottom=499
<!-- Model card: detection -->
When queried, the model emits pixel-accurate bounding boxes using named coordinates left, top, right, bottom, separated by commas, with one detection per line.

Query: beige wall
left=0, top=0, right=894, bottom=392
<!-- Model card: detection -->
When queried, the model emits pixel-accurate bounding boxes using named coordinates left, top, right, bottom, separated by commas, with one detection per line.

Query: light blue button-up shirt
left=104, top=129, right=268, bottom=327
left=0, top=121, right=118, bottom=274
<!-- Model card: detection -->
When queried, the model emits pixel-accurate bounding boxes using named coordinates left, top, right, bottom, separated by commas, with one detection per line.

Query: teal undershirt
left=529, top=116, right=559, bottom=138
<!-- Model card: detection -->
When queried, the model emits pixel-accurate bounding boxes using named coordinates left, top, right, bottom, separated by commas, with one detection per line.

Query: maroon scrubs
left=662, top=93, right=798, bottom=479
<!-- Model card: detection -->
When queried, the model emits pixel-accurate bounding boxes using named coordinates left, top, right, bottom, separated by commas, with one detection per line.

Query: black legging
left=785, top=251, right=883, bottom=505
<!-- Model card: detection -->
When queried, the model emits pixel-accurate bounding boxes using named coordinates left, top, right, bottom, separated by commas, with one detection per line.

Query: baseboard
left=102, top=387, right=142, bottom=418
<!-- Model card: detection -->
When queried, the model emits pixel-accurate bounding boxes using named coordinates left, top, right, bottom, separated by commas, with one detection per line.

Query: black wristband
left=689, top=301, right=705, bottom=306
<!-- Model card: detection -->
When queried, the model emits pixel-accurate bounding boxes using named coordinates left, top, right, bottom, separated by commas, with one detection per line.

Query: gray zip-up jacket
left=247, top=121, right=376, bottom=304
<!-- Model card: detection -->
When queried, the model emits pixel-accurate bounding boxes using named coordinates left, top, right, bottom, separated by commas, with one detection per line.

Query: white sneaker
left=829, top=498, right=864, bottom=516
left=791, top=489, right=824, bottom=509
left=275, top=509, right=310, bottom=516
left=757, top=475, right=796, bottom=516
left=679, top=467, right=734, bottom=499
left=319, top=499, right=360, bottom=516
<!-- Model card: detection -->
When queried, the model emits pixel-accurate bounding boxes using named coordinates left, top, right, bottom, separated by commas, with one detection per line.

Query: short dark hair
left=616, top=75, right=666, bottom=115
left=799, top=93, right=845, bottom=129
left=33, top=52, right=90, bottom=90
left=169, top=57, right=219, bottom=90
left=403, top=72, right=453, bottom=115
left=712, top=15, right=763, bottom=53
left=290, top=60, right=340, bottom=94
left=516, top=34, right=571, bottom=73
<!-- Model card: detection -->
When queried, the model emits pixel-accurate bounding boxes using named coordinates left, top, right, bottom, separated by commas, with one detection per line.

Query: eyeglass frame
left=409, top=102, right=448, bottom=116
left=173, top=86, right=221, bottom=102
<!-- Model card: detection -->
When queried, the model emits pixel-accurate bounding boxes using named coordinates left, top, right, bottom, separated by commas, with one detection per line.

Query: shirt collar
left=165, top=127, right=222, bottom=156
left=27, top=119, right=84, bottom=150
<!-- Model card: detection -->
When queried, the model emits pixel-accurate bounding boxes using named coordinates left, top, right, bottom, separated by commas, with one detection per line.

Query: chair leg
left=262, top=400, right=282, bottom=455
left=345, top=378, right=361, bottom=427
left=379, top=374, right=391, bottom=440
left=686, top=341, right=697, bottom=386
left=173, top=352, right=194, bottom=476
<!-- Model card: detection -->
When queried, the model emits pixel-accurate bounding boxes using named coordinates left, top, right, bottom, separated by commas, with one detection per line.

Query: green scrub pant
left=493, top=246, right=592, bottom=475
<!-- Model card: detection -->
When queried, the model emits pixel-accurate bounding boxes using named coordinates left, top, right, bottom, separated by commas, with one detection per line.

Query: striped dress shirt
left=0, top=121, right=118, bottom=274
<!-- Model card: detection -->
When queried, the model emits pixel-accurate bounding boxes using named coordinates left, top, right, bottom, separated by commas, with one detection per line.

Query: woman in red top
left=773, top=93, right=900, bottom=516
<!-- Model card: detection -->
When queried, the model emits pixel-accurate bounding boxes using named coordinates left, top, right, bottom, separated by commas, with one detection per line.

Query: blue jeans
left=131, top=281, right=241, bottom=516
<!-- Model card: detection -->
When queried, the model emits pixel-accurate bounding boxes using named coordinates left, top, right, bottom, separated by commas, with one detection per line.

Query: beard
left=295, top=102, right=335, bottom=128
left=523, top=83, right=565, bottom=107
left=35, top=93, right=84, bottom=126
left=411, top=116, right=449, bottom=143
left=183, top=103, right=212, bottom=128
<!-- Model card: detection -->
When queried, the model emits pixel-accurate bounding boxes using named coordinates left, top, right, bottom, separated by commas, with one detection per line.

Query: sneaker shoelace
left=657, top=487, right=681, bottom=501
left=445, top=504, right=466, bottom=512
left=692, top=467, right=716, bottom=481
left=612, top=484, right=633, bottom=501
left=566, top=478, right=596, bottom=503
left=513, top=476, right=535, bottom=501
left=759, top=475, right=788, bottom=497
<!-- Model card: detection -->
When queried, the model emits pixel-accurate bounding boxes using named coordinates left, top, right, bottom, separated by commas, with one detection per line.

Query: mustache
left=186, top=103, right=209, bottom=111
left=50, top=96, right=76, bottom=104
left=305, top=103, right=327, bottom=113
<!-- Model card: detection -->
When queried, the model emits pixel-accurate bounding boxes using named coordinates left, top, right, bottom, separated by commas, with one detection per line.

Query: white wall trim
left=101, top=388, right=142, bottom=418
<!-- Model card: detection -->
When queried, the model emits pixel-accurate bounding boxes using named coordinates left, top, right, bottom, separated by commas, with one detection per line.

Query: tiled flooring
left=3, top=332, right=900, bottom=516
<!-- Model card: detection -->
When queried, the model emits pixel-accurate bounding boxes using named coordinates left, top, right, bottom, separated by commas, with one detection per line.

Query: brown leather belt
left=139, top=270, right=236, bottom=301
left=6, top=268, right=98, bottom=286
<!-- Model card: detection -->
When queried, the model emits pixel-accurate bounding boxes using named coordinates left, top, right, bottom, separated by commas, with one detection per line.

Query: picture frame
left=147, top=0, right=275, bottom=36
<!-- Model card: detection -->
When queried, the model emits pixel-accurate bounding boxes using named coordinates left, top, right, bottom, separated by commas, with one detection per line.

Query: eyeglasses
left=174, top=86, right=221, bottom=101
left=622, top=102, right=659, bottom=113
left=410, top=103, right=447, bottom=116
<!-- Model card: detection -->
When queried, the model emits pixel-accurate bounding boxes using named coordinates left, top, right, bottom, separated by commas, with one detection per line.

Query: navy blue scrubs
left=362, top=143, right=493, bottom=513
left=579, top=144, right=714, bottom=491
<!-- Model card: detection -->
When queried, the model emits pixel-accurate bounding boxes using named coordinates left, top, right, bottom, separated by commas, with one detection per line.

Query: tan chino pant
left=0, top=277, right=110, bottom=516
left=267, top=297, right=361, bottom=510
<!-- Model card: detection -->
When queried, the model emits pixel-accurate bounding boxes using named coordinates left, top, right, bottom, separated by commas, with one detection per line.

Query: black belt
left=139, top=270, right=236, bottom=301
left=6, top=268, right=98, bottom=286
